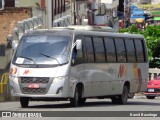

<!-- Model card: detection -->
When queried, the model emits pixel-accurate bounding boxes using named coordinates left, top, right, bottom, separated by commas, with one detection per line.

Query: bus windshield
left=13, top=35, right=71, bottom=67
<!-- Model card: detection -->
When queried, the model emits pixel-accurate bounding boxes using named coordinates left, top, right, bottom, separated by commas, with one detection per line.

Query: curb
left=133, top=95, right=146, bottom=99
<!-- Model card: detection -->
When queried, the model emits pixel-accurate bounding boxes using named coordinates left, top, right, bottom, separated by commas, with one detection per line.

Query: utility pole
left=124, top=0, right=127, bottom=28
left=48, top=0, right=52, bottom=29
left=70, top=0, right=76, bottom=25
left=74, top=0, right=76, bottom=25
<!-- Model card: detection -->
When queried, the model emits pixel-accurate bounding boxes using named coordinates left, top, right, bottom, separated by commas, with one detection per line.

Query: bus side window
left=84, top=36, right=94, bottom=62
left=115, top=38, right=127, bottom=62
left=125, top=39, right=136, bottom=62
left=92, top=37, right=105, bottom=62
left=104, top=37, right=116, bottom=62
left=134, top=39, right=145, bottom=62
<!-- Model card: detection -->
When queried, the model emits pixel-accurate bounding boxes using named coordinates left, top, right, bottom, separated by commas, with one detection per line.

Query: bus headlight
left=9, top=75, right=19, bottom=84
left=53, top=76, right=68, bottom=83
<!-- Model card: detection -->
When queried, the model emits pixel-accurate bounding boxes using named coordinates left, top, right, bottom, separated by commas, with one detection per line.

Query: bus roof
left=52, top=25, right=144, bottom=39
left=74, top=30, right=144, bottom=39
left=52, top=25, right=115, bottom=32
left=24, top=27, right=144, bottom=40
left=23, top=29, right=73, bottom=37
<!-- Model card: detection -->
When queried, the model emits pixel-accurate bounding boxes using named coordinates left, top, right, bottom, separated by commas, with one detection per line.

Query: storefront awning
left=135, top=18, right=144, bottom=23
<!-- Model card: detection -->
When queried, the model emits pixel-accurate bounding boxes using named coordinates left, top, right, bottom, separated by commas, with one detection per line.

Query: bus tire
left=70, top=87, right=79, bottom=107
left=111, top=85, right=129, bottom=104
left=146, top=96, right=155, bottom=99
left=119, top=85, right=129, bottom=104
left=20, top=97, right=29, bottom=108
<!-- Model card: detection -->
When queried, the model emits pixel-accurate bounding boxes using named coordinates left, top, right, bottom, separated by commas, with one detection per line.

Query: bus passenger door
left=70, top=35, right=92, bottom=97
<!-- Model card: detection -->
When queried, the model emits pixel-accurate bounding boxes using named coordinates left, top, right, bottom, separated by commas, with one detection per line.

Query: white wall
left=15, top=0, right=46, bottom=28
left=152, top=0, right=160, bottom=5
left=94, top=0, right=119, bottom=25
left=101, top=0, right=119, bottom=9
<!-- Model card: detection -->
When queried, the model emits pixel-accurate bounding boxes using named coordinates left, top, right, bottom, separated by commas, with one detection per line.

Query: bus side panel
left=129, top=63, right=148, bottom=94
left=70, top=62, right=148, bottom=98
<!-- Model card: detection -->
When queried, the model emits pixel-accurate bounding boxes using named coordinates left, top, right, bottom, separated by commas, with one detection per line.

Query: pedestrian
left=118, top=20, right=124, bottom=29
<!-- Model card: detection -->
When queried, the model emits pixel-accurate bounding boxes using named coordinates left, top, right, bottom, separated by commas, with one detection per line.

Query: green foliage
left=119, top=24, right=160, bottom=68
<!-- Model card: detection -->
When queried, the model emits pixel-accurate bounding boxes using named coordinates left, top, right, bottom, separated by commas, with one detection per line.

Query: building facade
left=88, top=0, right=119, bottom=26
left=15, top=0, right=66, bottom=28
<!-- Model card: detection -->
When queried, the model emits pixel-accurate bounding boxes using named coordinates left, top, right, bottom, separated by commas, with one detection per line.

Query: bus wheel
left=119, top=85, right=129, bottom=104
left=20, top=97, right=29, bottom=108
left=111, top=86, right=129, bottom=104
left=70, top=87, right=79, bottom=107
left=146, top=96, right=155, bottom=99
left=78, top=98, right=86, bottom=105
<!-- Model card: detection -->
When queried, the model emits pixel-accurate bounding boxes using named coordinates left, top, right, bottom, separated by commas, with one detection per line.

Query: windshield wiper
left=18, top=56, right=38, bottom=67
left=39, top=53, right=60, bottom=65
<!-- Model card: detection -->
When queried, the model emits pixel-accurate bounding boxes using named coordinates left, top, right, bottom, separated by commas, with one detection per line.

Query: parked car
left=144, top=76, right=160, bottom=99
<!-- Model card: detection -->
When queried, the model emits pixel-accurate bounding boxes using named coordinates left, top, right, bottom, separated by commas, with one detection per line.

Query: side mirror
left=7, top=35, right=18, bottom=50
left=76, top=39, right=82, bottom=50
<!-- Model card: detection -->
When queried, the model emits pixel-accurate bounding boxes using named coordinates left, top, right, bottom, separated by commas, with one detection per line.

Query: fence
left=8, top=15, right=43, bottom=49
left=0, top=15, right=43, bottom=70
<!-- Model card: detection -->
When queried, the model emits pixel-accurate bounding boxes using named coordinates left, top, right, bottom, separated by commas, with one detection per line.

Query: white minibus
left=9, top=26, right=148, bottom=107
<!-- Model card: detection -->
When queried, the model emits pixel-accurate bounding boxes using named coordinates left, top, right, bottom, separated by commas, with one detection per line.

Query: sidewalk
left=134, top=93, right=160, bottom=99
left=134, top=93, right=146, bottom=99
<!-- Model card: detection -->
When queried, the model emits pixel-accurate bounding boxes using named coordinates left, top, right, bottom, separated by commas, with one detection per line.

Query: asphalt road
left=0, top=97, right=160, bottom=120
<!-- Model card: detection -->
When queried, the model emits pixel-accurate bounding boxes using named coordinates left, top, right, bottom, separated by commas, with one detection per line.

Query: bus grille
left=22, top=88, right=46, bottom=94
left=20, top=77, right=51, bottom=94
left=21, top=77, right=49, bottom=83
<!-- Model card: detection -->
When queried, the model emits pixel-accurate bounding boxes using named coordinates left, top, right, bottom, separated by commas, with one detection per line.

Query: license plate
left=148, top=89, right=154, bottom=92
left=28, top=83, right=40, bottom=89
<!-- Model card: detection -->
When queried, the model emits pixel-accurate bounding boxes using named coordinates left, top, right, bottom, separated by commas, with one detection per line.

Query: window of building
left=93, top=37, right=105, bottom=62
left=5, top=0, right=15, bottom=7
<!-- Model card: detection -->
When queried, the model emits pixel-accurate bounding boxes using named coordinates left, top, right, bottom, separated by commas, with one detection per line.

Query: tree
left=119, top=24, right=160, bottom=68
